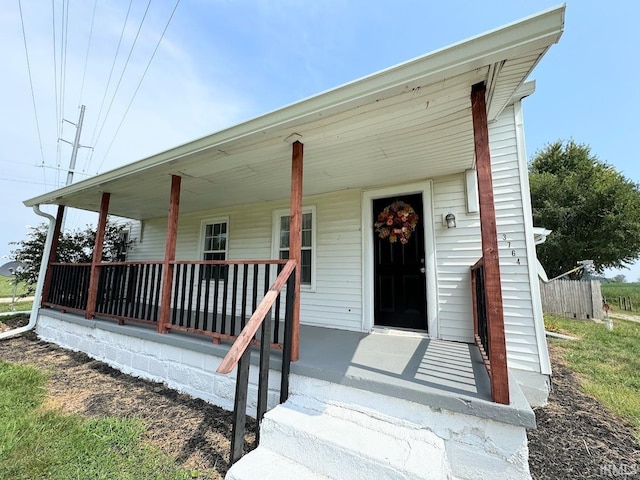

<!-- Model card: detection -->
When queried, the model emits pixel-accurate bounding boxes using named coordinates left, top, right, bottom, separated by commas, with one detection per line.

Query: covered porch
left=23, top=6, right=564, bottom=467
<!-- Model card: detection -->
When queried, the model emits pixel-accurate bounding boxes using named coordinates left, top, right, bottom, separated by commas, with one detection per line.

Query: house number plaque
left=500, top=233, right=521, bottom=265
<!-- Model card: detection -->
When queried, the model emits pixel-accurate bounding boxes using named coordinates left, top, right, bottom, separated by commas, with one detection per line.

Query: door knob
left=420, top=267, right=426, bottom=273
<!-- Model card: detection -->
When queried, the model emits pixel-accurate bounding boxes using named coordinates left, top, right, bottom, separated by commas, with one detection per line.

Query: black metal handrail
left=216, top=259, right=296, bottom=464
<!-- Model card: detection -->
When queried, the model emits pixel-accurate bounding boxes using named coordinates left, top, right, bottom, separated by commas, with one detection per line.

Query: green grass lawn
left=545, top=314, right=640, bottom=438
left=0, top=362, right=201, bottom=479
left=0, top=276, right=30, bottom=298
left=0, top=276, right=33, bottom=313
left=0, top=301, right=33, bottom=314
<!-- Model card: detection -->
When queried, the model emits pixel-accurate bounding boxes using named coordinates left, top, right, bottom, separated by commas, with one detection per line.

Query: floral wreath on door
left=374, top=200, right=419, bottom=245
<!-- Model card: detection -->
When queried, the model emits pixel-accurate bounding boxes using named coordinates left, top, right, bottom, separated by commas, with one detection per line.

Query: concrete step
left=225, top=447, right=329, bottom=480
left=258, top=395, right=453, bottom=480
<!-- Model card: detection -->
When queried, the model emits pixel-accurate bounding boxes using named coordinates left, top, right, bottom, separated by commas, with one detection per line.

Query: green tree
left=9, top=222, right=129, bottom=295
left=529, top=140, right=640, bottom=279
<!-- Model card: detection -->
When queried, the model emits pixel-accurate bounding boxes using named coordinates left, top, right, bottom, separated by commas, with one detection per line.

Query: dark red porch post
left=85, top=192, right=110, bottom=319
left=289, top=141, right=303, bottom=361
left=41, top=204, right=65, bottom=304
left=157, top=175, right=181, bottom=333
left=471, top=82, right=510, bottom=405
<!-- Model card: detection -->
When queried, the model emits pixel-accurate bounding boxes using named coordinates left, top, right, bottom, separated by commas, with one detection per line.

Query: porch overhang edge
left=23, top=5, right=564, bottom=216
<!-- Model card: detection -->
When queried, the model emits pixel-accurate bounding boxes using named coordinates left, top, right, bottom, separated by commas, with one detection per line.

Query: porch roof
left=24, top=6, right=564, bottom=221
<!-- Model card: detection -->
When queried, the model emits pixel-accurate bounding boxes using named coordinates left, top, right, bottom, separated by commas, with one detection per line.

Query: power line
left=54, top=0, right=67, bottom=191
left=55, top=137, right=62, bottom=188
left=51, top=0, right=60, bottom=140
left=78, top=0, right=98, bottom=107
left=97, top=0, right=182, bottom=173
left=87, top=0, right=134, bottom=154
left=0, top=176, right=51, bottom=187
left=59, top=0, right=70, bottom=127
left=57, top=1, right=64, bottom=137
left=18, top=0, right=48, bottom=190
left=90, top=0, right=153, bottom=162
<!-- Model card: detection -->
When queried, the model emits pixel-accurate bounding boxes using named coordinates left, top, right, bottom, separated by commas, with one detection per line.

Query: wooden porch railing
left=470, top=257, right=509, bottom=404
left=45, top=259, right=292, bottom=348
left=216, top=259, right=296, bottom=464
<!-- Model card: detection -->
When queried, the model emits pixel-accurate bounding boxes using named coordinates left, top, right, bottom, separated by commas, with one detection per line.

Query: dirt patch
left=0, top=315, right=27, bottom=333
left=528, top=344, right=640, bottom=479
left=610, top=312, right=640, bottom=324
left=2, top=316, right=639, bottom=479
left=0, top=316, right=255, bottom=480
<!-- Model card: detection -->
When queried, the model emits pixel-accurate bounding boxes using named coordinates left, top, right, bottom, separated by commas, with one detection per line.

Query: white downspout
left=0, top=205, right=56, bottom=340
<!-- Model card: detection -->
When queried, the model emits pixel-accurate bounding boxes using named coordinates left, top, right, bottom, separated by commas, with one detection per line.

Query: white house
left=17, top=6, right=565, bottom=479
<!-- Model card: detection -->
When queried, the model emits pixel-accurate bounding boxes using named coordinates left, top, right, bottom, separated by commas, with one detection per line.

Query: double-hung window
left=200, top=217, right=229, bottom=280
left=273, top=206, right=315, bottom=289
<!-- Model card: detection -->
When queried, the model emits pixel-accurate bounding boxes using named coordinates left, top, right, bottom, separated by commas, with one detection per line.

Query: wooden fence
left=539, top=279, right=603, bottom=320
left=602, top=295, right=634, bottom=312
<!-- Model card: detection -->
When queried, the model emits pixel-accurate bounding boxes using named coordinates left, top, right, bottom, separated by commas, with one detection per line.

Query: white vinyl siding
left=490, top=105, right=541, bottom=372
left=433, top=174, right=480, bottom=343
left=128, top=189, right=362, bottom=331
left=431, top=106, right=540, bottom=371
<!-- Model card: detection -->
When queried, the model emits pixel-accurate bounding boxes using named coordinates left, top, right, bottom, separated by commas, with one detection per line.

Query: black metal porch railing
left=45, top=259, right=290, bottom=348
left=44, top=263, right=92, bottom=313
left=470, top=256, right=511, bottom=405
left=470, top=258, right=490, bottom=365
left=95, top=262, right=163, bottom=324
left=167, top=260, right=289, bottom=347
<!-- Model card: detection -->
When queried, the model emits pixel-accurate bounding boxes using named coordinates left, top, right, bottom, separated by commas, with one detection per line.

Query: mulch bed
left=528, top=344, right=639, bottom=479
left=1, top=315, right=639, bottom=479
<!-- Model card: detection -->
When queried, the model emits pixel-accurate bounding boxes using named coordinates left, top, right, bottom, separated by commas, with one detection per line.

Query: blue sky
left=1, top=1, right=639, bottom=279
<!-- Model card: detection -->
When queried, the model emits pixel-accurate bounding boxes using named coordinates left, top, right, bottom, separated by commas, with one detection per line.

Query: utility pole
left=59, top=105, right=87, bottom=230
left=64, top=105, right=86, bottom=186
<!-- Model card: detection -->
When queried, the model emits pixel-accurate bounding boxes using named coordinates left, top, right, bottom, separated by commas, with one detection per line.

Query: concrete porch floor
left=35, top=310, right=535, bottom=428
left=293, top=325, right=534, bottom=428
left=296, top=325, right=490, bottom=399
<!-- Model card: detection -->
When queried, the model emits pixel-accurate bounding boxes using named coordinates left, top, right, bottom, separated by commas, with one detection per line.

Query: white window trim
left=198, top=216, right=230, bottom=261
left=272, top=206, right=316, bottom=292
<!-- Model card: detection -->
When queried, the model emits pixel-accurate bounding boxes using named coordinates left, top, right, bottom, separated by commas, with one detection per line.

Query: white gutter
left=0, top=205, right=56, bottom=340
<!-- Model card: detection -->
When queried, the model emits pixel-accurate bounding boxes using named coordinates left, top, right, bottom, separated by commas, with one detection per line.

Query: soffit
left=24, top=6, right=565, bottom=220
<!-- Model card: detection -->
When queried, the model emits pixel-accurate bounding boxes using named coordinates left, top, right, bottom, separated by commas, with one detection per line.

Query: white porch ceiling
left=24, top=6, right=564, bottom=221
